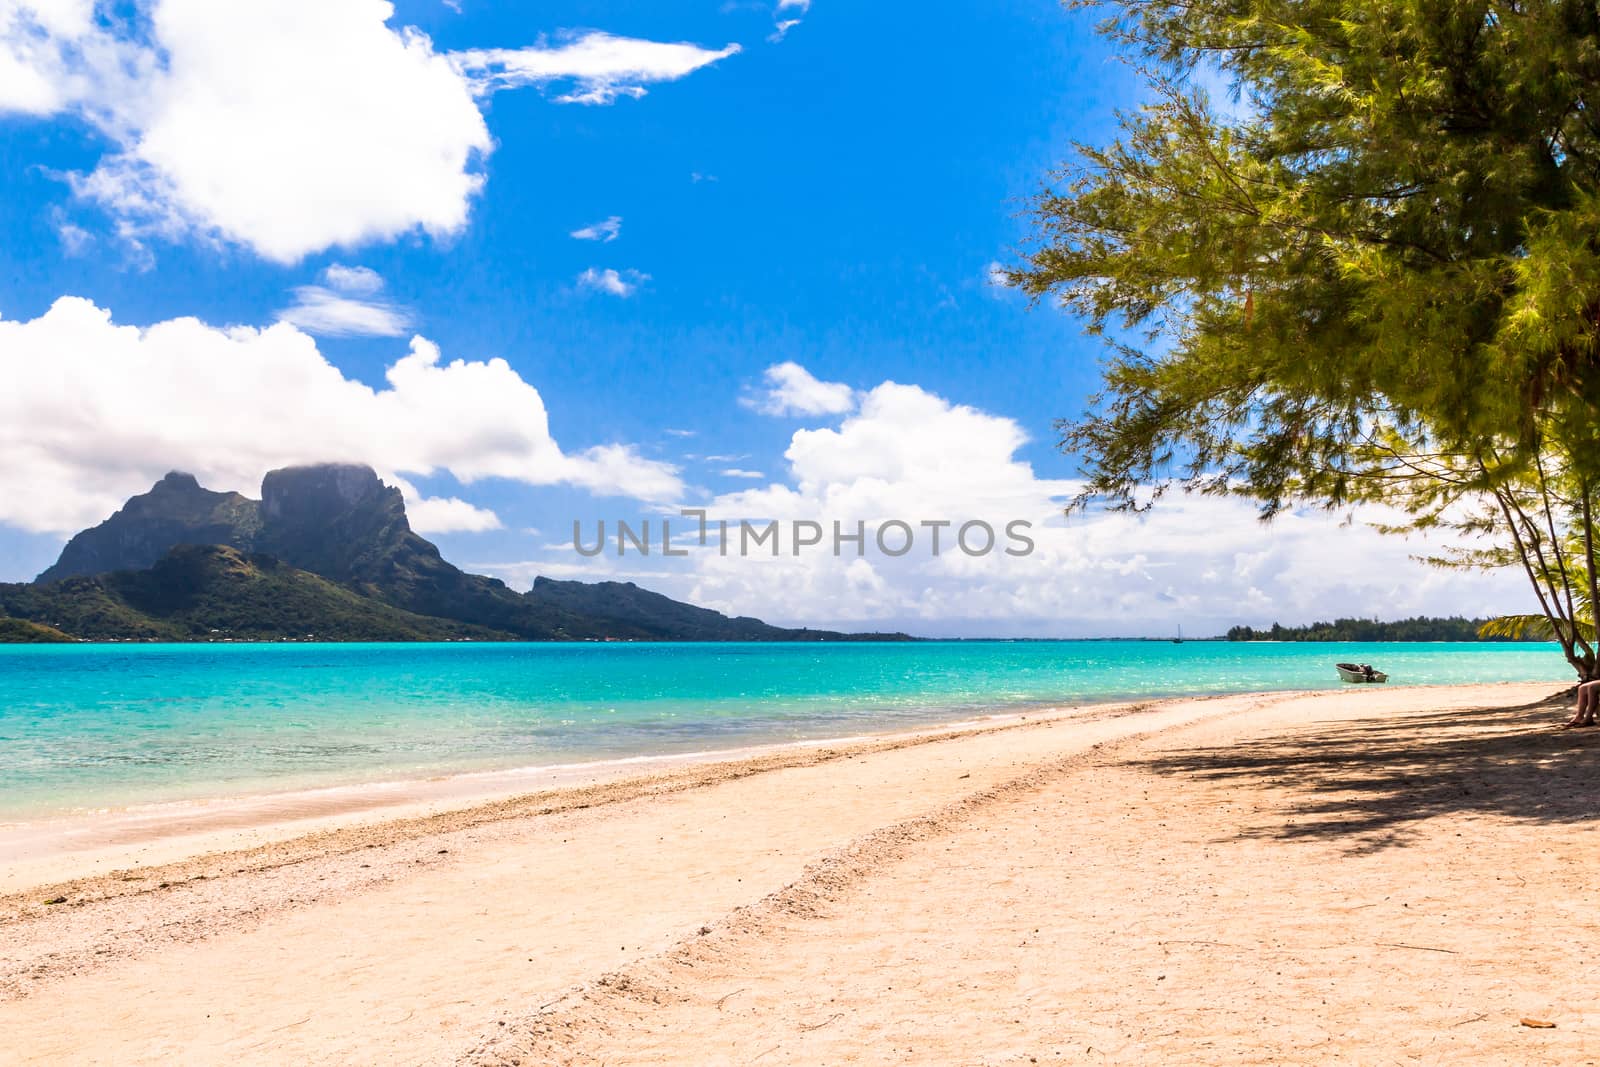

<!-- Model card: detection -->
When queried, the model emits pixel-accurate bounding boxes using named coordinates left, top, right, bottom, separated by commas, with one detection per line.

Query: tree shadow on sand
left=1130, top=688, right=1600, bottom=853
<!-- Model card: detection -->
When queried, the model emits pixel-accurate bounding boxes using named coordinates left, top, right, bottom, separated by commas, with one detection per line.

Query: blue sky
left=0, top=0, right=1529, bottom=635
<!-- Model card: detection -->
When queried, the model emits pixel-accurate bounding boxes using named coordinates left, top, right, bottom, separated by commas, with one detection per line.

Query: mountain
left=13, top=464, right=909, bottom=643
left=38, top=472, right=259, bottom=583
left=5, top=545, right=506, bottom=642
left=528, top=577, right=897, bottom=641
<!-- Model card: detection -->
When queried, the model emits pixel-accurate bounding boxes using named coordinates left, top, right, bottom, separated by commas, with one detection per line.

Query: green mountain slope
left=0, top=617, right=77, bottom=643
left=38, top=473, right=261, bottom=584
left=2, top=545, right=513, bottom=642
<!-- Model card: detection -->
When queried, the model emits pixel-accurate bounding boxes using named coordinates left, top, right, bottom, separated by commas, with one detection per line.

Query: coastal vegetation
left=0, top=616, right=76, bottom=642
left=1014, top=0, right=1600, bottom=678
left=1225, top=617, right=1542, bottom=643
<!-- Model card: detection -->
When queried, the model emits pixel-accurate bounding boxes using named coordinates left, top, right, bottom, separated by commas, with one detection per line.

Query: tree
left=1347, top=428, right=1600, bottom=675
left=1011, top=0, right=1600, bottom=676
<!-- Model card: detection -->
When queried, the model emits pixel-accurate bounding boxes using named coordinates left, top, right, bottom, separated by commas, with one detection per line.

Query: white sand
left=3, top=682, right=1595, bottom=1065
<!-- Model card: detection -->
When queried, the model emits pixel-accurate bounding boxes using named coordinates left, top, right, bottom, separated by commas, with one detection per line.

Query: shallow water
left=0, top=640, right=1570, bottom=817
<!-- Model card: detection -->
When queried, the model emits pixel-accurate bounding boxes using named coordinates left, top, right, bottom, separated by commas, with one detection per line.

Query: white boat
left=1335, top=662, right=1388, bottom=684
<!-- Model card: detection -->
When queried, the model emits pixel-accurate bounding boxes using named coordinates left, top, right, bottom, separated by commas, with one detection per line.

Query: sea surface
left=0, top=640, right=1572, bottom=818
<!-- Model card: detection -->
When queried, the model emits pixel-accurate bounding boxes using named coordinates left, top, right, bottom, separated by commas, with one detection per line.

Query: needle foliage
left=1013, top=0, right=1600, bottom=676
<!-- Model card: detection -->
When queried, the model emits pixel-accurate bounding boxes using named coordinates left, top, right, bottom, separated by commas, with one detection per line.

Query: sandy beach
left=2, top=681, right=1597, bottom=1065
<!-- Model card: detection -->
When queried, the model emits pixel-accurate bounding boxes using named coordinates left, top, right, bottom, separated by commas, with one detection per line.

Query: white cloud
left=62, top=0, right=493, bottom=264
left=484, top=378, right=1524, bottom=637
left=720, top=468, right=764, bottom=479
left=321, top=263, right=385, bottom=294
left=390, top=477, right=502, bottom=534
left=451, top=32, right=739, bottom=106
left=664, top=428, right=697, bottom=438
left=667, top=382, right=1528, bottom=635
left=769, top=0, right=806, bottom=44
left=1, top=4, right=735, bottom=263
left=276, top=265, right=416, bottom=337
left=0, top=296, right=684, bottom=534
left=570, top=215, right=622, bottom=242
left=577, top=266, right=648, bottom=297
left=54, top=215, right=91, bottom=255
left=275, top=290, right=414, bottom=338
left=0, top=0, right=124, bottom=116
left=742, top=361, right=855, bottom=417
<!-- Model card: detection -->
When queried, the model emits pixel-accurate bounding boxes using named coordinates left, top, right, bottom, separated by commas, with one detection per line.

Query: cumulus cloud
left=471, top=377, right=1524, bottom=636
left=570, top=215, right=621, bottom=242
left=451, top=32, right=739, bottom=105
left=742, top=361, right=855, bottom=417
left=60, top=0, right=493, bottom=264
left=275, top=264, right=415, bottom=337
left=390, top=476, right=502, bottom=534
left=321, top=263, right=385, bottom=294
left=0, top=297, right=683, bottom=535
left=768, top=20, right=801, bottom=43
left=577, top=266, right=648, bottom=297
left=666, top=381, right=1528, bottom=635
left=0, top=0, right=135, bottom=116
left=1, top=3, right=736, bottom=263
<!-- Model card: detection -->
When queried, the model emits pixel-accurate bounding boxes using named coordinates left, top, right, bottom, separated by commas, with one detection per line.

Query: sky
left=0, top=0, right=1533, bottom=636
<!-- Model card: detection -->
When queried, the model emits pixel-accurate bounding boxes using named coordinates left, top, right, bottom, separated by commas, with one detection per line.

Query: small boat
left=1335, top=662, right=1388, bottom=684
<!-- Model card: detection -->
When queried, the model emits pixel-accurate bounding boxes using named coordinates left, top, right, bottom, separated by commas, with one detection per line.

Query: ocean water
left=0, top=640, right=1572, bottom=818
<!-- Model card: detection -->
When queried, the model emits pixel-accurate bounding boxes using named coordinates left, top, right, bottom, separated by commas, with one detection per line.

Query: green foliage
left=1226, top=615, right=1542, bottom=641
left=0, top=546, right=514, bottom=642
left=1015, top=0, right=1600, bottom=676
left=0, top=617, right=77, bottom=643
left=1017, top=0, right=1600, bottom=509
left=1474, top=612, right=1596, bottom=640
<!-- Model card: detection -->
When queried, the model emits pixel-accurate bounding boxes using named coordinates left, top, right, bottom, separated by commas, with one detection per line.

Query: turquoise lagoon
left=0, top=640, right=1571, bottom=818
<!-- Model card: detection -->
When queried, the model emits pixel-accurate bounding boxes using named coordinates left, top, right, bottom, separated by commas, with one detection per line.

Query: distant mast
left=1172, top=624, right=1183, bottom=645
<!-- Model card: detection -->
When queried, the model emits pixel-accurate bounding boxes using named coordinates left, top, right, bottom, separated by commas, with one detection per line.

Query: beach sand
left=2, top=681, right=1597, bottom=1065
